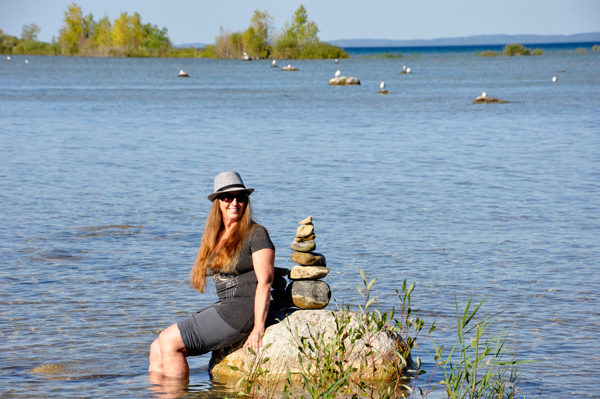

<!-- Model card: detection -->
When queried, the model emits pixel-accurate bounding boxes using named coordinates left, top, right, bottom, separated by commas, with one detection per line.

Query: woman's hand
left=246, top=325, right=265, bottom=353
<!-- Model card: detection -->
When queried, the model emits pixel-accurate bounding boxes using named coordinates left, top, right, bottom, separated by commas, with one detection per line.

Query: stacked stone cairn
left=286, top=216, right=331, bottom=309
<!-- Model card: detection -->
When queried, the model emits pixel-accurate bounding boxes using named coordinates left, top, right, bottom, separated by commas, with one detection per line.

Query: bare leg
left=158, top=324, right=189, bottom=379
left=149, top=338, right=164, bottom=374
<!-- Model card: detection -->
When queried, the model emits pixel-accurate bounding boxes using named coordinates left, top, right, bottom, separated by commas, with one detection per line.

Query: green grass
left=361, top=52, right=402, bottom=59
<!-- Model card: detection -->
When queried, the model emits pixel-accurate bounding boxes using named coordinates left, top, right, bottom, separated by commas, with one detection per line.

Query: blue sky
left=1, top=0, right=598, bottom=44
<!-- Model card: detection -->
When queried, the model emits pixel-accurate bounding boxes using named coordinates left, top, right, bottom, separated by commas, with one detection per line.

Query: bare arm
left=246, top=247, right=275, bottom=352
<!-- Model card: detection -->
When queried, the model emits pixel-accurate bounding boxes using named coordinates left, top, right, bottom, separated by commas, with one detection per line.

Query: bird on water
left=335, top=70, right=341, bottom=78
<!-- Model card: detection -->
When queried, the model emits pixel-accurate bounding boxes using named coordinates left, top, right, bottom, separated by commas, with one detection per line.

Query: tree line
left=200, top=6, right=348, bottom=59
left=1, top=3, right=346, bottom=59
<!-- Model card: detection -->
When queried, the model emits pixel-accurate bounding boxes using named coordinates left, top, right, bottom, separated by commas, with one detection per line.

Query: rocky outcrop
left=282, top=65, right=298, bottom=71
left=473, top=95, right=508, bottom=103
left=209, top=309, right=412, bottom=382
left=328, top=76, right=361, bottom=85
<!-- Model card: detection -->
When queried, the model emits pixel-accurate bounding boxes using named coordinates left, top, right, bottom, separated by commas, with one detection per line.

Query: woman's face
left=218, top=191, right=247, bottom=224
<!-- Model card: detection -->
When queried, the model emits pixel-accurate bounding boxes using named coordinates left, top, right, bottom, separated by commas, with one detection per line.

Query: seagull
left=380, top=81, right=386, bottom=90
left=7, top=56, right=11, bottom=61
left=406, top=68, right=411, bottom=74
left=403, top=65, right=406, bottom=71
left=335, top=70, right=341, bottom=78
left=25, top=60, right=29, bottom=64
left=288, top=64, right=291, bottom=68
left=482, top=92, right=487, bottom=98
left=334, top=59, right=339, bottom=63
left=272, top=60, right=276, bottom=65
left=552, top=76, right=557, bottom=83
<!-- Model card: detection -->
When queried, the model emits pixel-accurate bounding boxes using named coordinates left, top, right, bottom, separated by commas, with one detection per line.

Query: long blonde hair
left=189, top=197, right=254, bottom=292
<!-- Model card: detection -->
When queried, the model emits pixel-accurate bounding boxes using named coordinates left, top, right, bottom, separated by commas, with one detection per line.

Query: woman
left=149, top=171, right=275, bottom=379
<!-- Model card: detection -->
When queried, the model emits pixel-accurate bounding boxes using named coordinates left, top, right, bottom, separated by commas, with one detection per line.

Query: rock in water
left=287, top=280, right=330, bottom=309
left=290, top=266, right=330, bottom=280
left=209, top=309, right=413, bottom=383
left=290, top=251, right=326, bottom=266
left=290, top=240, right=316, bottom=252
left=328, top=76, right=361, bottom=85
left=294, top=233, right=316, bottom=242
left=296, top=224, right=315, bottom=238
left=298, top=216, right=312, bottom=225
left=473, top=96, right=508, bottom=103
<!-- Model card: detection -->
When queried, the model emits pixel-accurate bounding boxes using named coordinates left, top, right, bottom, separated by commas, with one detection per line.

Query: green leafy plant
left=431, top=295, right=536, bottom=399
left=227, top=343, right=279, bottom=399
left=502, top=43, right=531, bottom=56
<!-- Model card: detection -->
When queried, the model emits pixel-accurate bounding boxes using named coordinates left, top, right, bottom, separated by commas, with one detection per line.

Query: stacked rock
left=286, top=216, right=331, bottom=309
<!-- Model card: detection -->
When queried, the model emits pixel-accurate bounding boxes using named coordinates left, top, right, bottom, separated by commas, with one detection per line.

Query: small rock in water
left=287, top=280, right=331, bottom=309
left=298, top=216, right=312, bottom=225
left=290, top=240, right=316, bottom=253
left=290, top=251, right=326, bottom=266
left=290, top=266, right=330, bottom=280
left=178, top=70, right=189, bottom=77
left=296, top=224, right=315, bottom=238
left=294, top=234, right=316, bottom=242
left=473, top=95, right=508, bottom=104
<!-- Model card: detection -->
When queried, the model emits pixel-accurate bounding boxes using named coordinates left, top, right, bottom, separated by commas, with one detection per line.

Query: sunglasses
left=218, top=192, right=248, bottom=203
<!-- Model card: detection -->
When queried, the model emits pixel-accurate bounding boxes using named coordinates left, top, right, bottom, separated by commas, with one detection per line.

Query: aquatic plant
left=532, top=48, right=543, bottom=56
left=431, top=295, right=536, bottom=398
left=502, top=43, right=531, bottom=56
left=575, top=47, right=587, bottom=54
left=229, top=271, right=535, bottom=399
left=477, top=50, right=499, bottom=57
left=593, top=44, right=600, bottom=52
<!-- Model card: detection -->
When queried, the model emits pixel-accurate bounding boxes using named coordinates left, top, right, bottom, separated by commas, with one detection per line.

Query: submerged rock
left=282, top=65, right=298, bottom=71
left=209, top=309, right=412, bottom=382
left=328, top=76, right=361, bottom=85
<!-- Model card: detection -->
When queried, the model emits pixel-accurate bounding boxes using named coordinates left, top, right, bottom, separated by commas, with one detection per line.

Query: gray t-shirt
left=207, top=224, right=275, bottom=333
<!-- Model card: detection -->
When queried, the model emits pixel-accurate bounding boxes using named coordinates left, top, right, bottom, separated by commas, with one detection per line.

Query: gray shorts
left=177, top=306, right=248, bottom=357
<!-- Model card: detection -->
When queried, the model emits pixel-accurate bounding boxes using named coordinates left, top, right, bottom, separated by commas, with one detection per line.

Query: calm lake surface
left=1, top=48, right=599, bottom=398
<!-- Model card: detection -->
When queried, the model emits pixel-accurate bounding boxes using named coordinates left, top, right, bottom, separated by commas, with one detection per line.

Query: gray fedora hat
left=207, top=171, right=255, bottom=202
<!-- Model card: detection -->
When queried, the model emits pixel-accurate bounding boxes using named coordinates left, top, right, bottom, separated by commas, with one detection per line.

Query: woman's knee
left=150, top=339, right=161, bottom=359
left=158, top=324, right=187, bottom=355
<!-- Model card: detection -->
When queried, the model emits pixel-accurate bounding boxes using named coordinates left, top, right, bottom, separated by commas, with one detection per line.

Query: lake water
left=1, top=47, right=599, bottom=398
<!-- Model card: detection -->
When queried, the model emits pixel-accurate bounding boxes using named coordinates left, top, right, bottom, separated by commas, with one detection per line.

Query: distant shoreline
left=342, top=41, right=599, bottom=55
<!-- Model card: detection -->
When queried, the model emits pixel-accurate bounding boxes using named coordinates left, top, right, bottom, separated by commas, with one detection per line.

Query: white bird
left=25, top=60, right=29, bottom=64
left=403, top=65, right=406, bottom=71
left=552, top=76, right=557, bottom=83
left=335, top=70, right=341, bottom=78
left=272, top=60, right=276, bottom=65
left=288, top=64, right=291, bottom=68
left=380, top=81, right=386, bottom=90
left=481, top=92, right=487, bottom=98
left=178, top=70, right=189, bottom=77
left=334, top=59, right=339, bottom=63
left=7, top=56, right=11, bottom=61
left=406, top=68, right=411, bottom=73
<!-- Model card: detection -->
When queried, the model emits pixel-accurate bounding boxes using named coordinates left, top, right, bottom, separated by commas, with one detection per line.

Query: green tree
left=274, top=5, right=320, bottom=58
left=242, top=10, right=273, bottom=58
left=21, top=23, right=41, bottom=42
left=111, top=12, right=131, bottom=47
left=142, top=23, right=170, bottom=49
left=93, top=15, right=112, bottom=47
left=58, top=2, right=84, bottom=54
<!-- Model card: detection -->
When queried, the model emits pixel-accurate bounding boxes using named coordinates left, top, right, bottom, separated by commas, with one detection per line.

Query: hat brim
left=207, top=188, right=254, bottom=202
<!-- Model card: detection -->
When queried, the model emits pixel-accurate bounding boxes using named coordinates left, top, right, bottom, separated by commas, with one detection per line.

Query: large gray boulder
left=209, top=309, right=412, bottom=383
